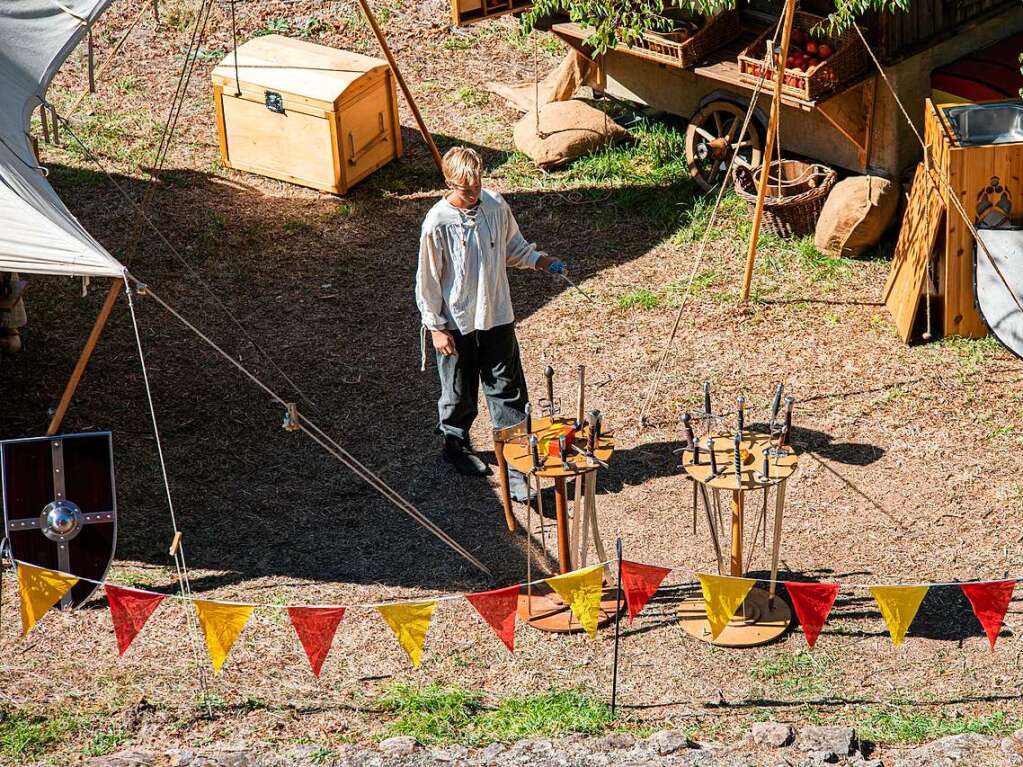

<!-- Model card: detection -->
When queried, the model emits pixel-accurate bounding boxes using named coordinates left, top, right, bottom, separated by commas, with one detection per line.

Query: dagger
left=703, top=381, right=712, bottom=416
left=781, top=395, right=795, bottom=447
left=733, top=432, right=742, bottom=488
left=587, top=409, right=599, bottom=454
left=528, top=434, right=542, bottom=472
left=524, top=401, right=532, bottom=435
left=558, top=434, right=569, bottom=468
left=544, top=365, right=555, bottom=409
left=708, top=438, right=718, bottom=476
left=736, top=395, right=745, bottom=434
left=761, top=450, right=770, bottom=481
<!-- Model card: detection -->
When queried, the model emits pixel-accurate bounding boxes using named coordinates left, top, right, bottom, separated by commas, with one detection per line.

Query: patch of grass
left=0, top=711, right=83, bottom=762
left=254, top=18, right=292, bottom=36
left=882, top=384, right=907, bottom=403
left=307, top=746, right=336, bottom=765
left=192, top=46, right=227, bottom=62
left=860, top=710, right=1016, bottom=744
left=60, top=108, right=161, bottom=171
left=792, top=237, right=851, bottom=283
left=453, top=86, right=489, bottom=108
left=282, top=218, right=316, bottom=235
left=617, top=289, right=660, bottom=311
left=937, top=334, right=1004, bottom=371
left=750, top=650, right=833, bottom=697
left=81, top=728, right=128, bottom=757
left=380, top=685, right=618, bottom=746
left=113, top=75, right=137, bottom=93
left=163, top=0, right=197, bottom=31
left=296, top=16, right=329, bottom=36
left=442, top=33, right=478, bottom=51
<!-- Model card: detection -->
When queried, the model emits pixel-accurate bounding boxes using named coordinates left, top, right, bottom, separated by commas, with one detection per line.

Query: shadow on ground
left=0, top=142, right=697, bottom=594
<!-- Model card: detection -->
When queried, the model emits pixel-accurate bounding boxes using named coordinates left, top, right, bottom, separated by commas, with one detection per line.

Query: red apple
left=805, top=40, right=818, bottom=55
left=818, top=43, right=833, bottom=59
left=791, top=28, right=806, bottom=46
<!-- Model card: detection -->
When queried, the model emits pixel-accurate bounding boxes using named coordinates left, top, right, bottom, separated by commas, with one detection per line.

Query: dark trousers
left=435, top=322, right=529, bottom=442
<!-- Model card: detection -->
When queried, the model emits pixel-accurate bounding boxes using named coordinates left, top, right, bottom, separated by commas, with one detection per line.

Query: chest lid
left=212, top=35, right=390, bottom=109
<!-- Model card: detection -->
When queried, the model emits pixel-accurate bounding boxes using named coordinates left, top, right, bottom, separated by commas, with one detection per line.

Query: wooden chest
left=212, top=36, right=402, bottom=194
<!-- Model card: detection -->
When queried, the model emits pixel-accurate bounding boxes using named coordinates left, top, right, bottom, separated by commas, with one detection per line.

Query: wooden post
left=87, top=29, right=96, bottom=93
left=554, top=477, right=572, bottom=574
left=729, top=489, right=744, bottom=577
left=152, top=0, right=159, bottom=23
left=354, top=0, right=444, bottom=175
left=767, top=479, right=786, bottom=608
left=47, top=278, right=124, bottom=436
left=740, top=0, right=797, bottom=302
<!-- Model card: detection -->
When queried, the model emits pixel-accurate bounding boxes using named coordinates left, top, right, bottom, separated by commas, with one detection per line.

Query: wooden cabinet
left=451, top=0, right=531, bottom=26
left=212, top=35, right=402, bottom=194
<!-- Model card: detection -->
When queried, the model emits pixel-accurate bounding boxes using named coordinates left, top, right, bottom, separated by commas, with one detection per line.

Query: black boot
left=509, top=469, right=535, bottom=503
left=442, top=435, right=491, bottom=477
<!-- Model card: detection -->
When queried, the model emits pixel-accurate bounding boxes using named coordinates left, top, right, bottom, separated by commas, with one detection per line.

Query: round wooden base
left=679, top=587, right=791, bottom=647
left=517, top=585, right=623, bottom=634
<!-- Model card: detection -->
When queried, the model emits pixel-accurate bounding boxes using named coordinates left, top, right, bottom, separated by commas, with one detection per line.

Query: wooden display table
left=502, top=417, right=621, bottom=633
left=680, top=430, right=798, bottom=647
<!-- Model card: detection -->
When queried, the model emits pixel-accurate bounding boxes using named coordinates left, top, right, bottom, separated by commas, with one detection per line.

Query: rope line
left=4, top=557, right=598, bottom=609
left=130, top=281, right=492, bottom=579
left=124, top=273, right=213, bottom=709
left=637, top=18, right=780, bottom=425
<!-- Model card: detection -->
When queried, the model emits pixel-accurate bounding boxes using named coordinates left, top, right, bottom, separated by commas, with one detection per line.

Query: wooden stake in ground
left=47, top=278, right=124, bottom=435
left=740, top=0, right=796, bottom=302
left=354, top=0, right=444, bottom=174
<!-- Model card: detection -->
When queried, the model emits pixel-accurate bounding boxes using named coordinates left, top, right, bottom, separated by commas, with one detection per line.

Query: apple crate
left=633, top=8, right=741, bottom=70
left=737, top=12, right=869, bottom=101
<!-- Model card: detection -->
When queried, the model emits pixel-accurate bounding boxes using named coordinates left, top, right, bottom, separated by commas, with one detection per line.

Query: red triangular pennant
left=621, top=561, right=671, bottom=624
left=288, top=607, right=346, bottom=677
left=960, top=580, right=1016, bottom=650
left=465, top=585, right=519, bottom=652
left=786, top=582, right=839, bottom=648
left=105, top=585, right=165, bottom=655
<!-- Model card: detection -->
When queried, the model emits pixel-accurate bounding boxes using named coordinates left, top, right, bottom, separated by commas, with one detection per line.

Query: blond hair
left=442, top=146, right=483, bottom=189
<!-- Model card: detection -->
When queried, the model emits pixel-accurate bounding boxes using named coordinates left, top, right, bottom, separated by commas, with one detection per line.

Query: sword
left=528, top=434, right=543, bottom=473
left=702, top=381, right=712, bottom=417
left=572, top=444, right=609, bottom=469
left=761, top=450, right=770, bottom=482
left=558, top=434, right=570, bottom=469
left=708, top=437, right=719, bottom=476
left=544, top=365, right=555, bottom=409
left=736, top=395, right=745, bottom=434
left=524, top=401, right=532, bottom=435
left=770, top=383, right=784, bottom=424
left=557, top=270, right=597, bottom=305
left=781, top=395, right=795, bottom=447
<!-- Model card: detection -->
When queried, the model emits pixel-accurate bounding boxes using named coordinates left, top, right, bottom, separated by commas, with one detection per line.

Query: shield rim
left=0, top=431, right=117, bottom=607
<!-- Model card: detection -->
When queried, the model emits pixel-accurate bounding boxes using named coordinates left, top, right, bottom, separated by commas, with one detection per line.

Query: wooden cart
left=451, top=0, right=1023, bottom=189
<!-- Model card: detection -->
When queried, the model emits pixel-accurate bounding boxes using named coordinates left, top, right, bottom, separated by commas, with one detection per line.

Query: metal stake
left=87, top=30, right=96, bottom=94
left=610, top=537, right=624, bottom=718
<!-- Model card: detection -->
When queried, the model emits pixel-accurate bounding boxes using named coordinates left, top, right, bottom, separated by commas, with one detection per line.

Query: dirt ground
left=3, top=0, right=1023, bottom=761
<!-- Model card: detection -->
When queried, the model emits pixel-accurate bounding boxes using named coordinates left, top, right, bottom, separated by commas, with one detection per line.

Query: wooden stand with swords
left=677, top=383, right=799, bottom=647
left=497, top=364, right=622, bottom=633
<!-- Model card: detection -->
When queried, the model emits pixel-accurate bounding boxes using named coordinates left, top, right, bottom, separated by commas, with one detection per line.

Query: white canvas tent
left=0, top=0, right=122, bottom=278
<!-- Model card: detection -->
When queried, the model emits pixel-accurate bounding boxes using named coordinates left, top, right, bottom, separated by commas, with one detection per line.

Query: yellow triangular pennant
left=698, top=573, right=755, bottom=639
left=194, top=600, right=254, bottom=673
left=377, top=601, right=437, bottom=668
left=871, top=585, right=928, bottom=647
left=18, top=563, right=78, bottom=636
left=545, top=564, right=604, bottom=639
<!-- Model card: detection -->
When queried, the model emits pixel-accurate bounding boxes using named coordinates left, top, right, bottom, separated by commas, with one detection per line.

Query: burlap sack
left=488, top=51, right=597, bottom=113
left=815, top=175, right=900, bottom=257
left=514, top=100, right=629, bottom=169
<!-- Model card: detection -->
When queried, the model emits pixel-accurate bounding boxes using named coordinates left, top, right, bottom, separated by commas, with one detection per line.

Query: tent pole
left=740, top=0, right=796, bottom=302
left=47, top=278, right=124, bottom=436
left=354, top=0, right=444, bottom=174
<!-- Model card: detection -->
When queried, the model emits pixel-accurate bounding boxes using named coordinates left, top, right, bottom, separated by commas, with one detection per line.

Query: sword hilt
left=544, top=365, right=555, bottom=406
left=708, top=438, right=718, bottom=475
left=682, top=412, right=696, bottom=449
left=524, top=401, right=532, bottom=435
left=736, top=395, right=745, bottom=433
left=529, top=434, right=541, bottom=470
left=781, top=395, right=795, bottom=447
left=770, top=383, right=784, bottom=424
left=587, top=409, right=599, bottom=453
left=702, top=381, right=712, bottom=416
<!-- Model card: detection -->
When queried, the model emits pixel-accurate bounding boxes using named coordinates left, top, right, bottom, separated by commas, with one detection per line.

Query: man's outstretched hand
left=535, top=253, right=564, bottom=274
left=431, top=329, right=457, bottom=357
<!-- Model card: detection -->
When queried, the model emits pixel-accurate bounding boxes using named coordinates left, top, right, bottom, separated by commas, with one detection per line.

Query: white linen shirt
left=416, top=190, right=540, bottom=334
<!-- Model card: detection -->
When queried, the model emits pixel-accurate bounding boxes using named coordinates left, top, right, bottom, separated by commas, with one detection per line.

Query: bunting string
left=4, top=555, right=1022, bottom=677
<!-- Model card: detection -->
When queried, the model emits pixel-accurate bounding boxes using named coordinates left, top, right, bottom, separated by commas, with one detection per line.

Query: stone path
left=67, top=724, right=1023, bottom=767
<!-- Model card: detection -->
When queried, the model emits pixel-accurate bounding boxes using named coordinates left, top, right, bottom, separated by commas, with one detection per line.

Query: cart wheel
left=685, top=100, right=764, bottom=192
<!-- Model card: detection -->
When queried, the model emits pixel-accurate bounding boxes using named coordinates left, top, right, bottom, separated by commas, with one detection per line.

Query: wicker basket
left=737, top=11, right=869, bottom=101
left=733, top=159, right=837, bottom=237
left=628, top=8, right=740, bottom=70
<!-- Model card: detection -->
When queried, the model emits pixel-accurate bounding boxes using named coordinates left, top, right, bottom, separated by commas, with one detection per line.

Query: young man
left=416, top=147, right=562, bottom=501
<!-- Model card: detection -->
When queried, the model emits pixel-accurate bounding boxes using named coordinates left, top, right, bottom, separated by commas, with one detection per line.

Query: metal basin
left=943, top=103, right=1023, bottom=146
